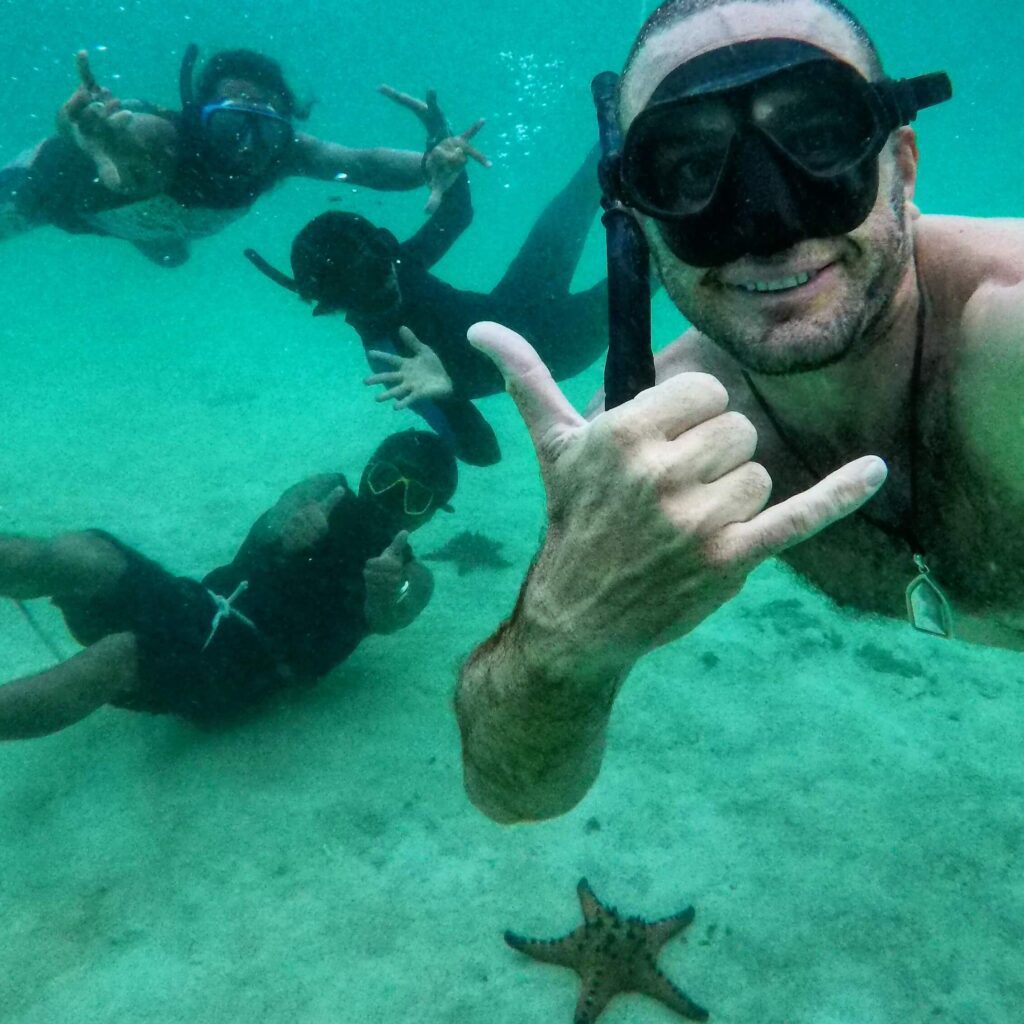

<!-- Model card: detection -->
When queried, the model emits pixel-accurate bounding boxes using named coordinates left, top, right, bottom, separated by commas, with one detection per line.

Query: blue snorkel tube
left=591, top=71, right=655, bottom=408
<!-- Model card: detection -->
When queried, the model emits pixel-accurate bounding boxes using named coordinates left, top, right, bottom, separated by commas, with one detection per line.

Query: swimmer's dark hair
left=621, top=0, right=885, bottom=87
left=196, top=49, right=312, bottom=120
left=290, top=211, right=400, bottom=312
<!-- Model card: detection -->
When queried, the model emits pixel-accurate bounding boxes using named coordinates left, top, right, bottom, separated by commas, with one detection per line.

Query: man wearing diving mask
left=455, top=0, right=1024, bottom=823
left=0, top=46, right=488, bottom=267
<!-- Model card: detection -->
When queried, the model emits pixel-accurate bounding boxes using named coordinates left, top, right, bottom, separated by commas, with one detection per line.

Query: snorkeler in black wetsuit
left=0, top=48, right=488, bottom=266
left=0, top=430, right=455, bottom=735
left=247, top=122, right=608, bottom=468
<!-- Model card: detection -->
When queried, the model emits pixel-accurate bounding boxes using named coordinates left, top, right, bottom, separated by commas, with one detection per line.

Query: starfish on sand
left=505, top=878, right=709, bottom=1024
left=422, top=529, right=512, bottom=576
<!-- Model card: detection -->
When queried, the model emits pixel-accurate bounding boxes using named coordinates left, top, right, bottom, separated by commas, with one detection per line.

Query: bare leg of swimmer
left=0, top=633, right=138, bottom=739
left=0, top=532, right=127, bottom=600
left=491, top=144, right=602, bottom=304
left=0, top=532, right=138, bottom=738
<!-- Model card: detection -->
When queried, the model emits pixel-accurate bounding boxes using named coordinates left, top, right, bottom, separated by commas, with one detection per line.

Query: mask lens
left=367, top=461, right=403, bottom=495
left=202, top=103, right=293, bottom=159
left=366, top=462, right=435, bottom=516
left=204, top=109, right=247, bottom=153
left=253, top=113, right=293, bottom=151
left=403, top=480, right=435, bottom=517
left=624, top=98, right=735, bottom=215
left=755, top=64, right=880, bottom=175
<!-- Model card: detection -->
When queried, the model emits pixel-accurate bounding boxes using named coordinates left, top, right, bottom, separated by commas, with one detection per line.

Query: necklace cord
left=741, top=267, right=928, bottom=556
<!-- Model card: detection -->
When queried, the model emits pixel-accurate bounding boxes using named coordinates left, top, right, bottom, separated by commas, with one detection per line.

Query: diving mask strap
left=884, top=71, right=953, bottom=127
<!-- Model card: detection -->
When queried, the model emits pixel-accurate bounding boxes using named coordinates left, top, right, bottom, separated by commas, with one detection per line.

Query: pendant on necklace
left=905, top=554, right=954, bottom=638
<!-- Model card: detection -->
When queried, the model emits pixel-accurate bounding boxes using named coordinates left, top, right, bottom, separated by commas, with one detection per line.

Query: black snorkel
left=591, top=71, right=655, bottom=409
left=179, top=42, right=200, bottom=115
left=244, top=247, right=299, bottom=293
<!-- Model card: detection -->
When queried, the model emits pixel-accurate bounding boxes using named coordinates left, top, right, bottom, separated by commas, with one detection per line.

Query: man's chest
left=773, top=448, right=1024, bottom=648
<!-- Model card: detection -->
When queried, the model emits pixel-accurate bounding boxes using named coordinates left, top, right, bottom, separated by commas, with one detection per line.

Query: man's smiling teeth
left=737, top=270, right=812, bottom=293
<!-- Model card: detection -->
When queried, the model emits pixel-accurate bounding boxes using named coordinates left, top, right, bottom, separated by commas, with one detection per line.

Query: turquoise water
left=1, top=1, right=1023, bottom=1021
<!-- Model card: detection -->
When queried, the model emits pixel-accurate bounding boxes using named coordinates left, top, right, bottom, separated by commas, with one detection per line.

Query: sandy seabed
left=1, top=228, right=1022, bottom=1024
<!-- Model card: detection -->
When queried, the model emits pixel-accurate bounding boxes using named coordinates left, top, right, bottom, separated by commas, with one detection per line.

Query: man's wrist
left=514, top=560, right=639, bottom=689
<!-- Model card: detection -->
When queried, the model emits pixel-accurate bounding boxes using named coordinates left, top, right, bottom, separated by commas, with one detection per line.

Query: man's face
left=620, top=0, right=919, bottom=375
left=206, top=77, right=291, bottom=176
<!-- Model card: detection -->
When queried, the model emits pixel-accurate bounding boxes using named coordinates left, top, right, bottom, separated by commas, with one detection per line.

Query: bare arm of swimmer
left=292, top=87, right=489, bottom=213
left=453, top=322, right=890, bottom=824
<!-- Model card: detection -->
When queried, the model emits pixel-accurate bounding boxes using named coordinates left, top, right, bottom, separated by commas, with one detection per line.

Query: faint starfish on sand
left=505, top=878, right=708, bottom=1023
left=422, top=530, right=512, bottom=576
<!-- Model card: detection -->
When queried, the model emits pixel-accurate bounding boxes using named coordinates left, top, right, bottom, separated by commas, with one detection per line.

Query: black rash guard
left=348, top=149, right=609, bottom=461
left=202, top=476, right=406, bottom=679
left=52, top=476, right=411, bottom=721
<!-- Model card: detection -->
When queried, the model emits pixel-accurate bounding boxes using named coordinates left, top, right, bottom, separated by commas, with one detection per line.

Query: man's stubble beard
left=654, top=179, right=913, bottom=377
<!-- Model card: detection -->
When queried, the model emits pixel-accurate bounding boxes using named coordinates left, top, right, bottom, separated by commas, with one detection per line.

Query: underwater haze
left=2, top=0, right=1024, bottom=1022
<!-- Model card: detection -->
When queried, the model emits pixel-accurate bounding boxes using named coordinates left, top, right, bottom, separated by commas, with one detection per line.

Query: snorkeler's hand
left=365, top=327, right=455, bottom=409
left=58, top=50, right=177, bottom=195
left=364, top=530, right=410, bottom=613
left=378, top=85, right=491, bottom=213
left=278, top=487, right=346, bottom=555
left=467, top=320, right=889, bottom=663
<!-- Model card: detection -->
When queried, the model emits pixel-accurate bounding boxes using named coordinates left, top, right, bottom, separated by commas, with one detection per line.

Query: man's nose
left=237, top=123, right=257, bottom=152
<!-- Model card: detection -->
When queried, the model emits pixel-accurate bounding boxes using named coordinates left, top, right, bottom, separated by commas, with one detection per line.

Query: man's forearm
left=453, top=575, right=634, bottom=823
left=341, top=147, right=424, bottom=189
left=294, top=136, right=424, bottom=189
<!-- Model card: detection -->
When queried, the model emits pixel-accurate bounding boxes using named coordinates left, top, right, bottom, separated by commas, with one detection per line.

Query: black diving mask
left=619, top=39, right=952, bottom=267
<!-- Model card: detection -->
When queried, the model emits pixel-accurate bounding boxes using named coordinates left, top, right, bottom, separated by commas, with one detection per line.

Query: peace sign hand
left=57, top=50, right=177, bottom=195
left=466, top=320, right=889, bottom=664
left=379, top=85, right=491, bottom=213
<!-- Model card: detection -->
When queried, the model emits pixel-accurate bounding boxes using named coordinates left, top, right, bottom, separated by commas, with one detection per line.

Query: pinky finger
left=717, top=455, right=887, bottom=567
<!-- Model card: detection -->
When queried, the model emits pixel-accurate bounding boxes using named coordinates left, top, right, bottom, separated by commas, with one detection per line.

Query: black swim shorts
left=52, top=531, right=282, bottom=722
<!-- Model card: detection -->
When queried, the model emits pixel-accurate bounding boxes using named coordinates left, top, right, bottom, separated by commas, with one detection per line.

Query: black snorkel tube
left=179, top=42, right=200, bottom=112
left=244, top=247, right=299, bottom=293
left=591, top=71, right=654, bottom=408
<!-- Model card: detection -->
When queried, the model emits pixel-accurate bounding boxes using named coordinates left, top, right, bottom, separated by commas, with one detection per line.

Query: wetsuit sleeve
left=399, top=170, right=472, bottom=270
left=430, top=396, right=501, bottom=466
left=230, top=474, right=348, bottom=561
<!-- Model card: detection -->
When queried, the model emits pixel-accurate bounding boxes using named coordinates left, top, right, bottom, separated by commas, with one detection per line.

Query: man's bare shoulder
left=656, top=328, right=716, bottom=375
left=583, top=328, right=744, bottom=418
left=655, top=327, right=747, bottom=390
left=917, top=214, right=1024, bottom=305
left=920, top=215, right=1024, bottom=497
left=916, top=215, right=1024, bottom=354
